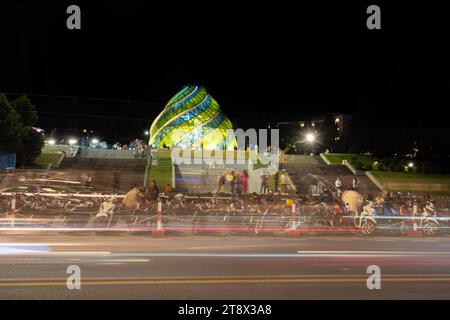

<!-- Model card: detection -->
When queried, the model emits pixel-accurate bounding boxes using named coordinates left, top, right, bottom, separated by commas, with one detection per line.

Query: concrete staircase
left=281, top=155, right=381, bottom=197
left=60, top=157, right=147, bottom=170
left=174, top=163, right=249, bottom=193
left=57, top=157, right=147, bottom=192
left=78, top=148, right=138, bottom=159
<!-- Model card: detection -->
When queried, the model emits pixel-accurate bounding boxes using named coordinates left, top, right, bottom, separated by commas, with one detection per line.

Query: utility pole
left=143, top=137, right=152, bottom=187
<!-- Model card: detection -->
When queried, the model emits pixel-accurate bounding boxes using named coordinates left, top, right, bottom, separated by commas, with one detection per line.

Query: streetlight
left=408, top=162, right=414, bottom=168
left=144, top=130, right=149, bottom=136
left=304, top=133, right=316, bottom=155
left=91, top=138, right=99, bottom=144
left=306, top=133, right=315, bottom=143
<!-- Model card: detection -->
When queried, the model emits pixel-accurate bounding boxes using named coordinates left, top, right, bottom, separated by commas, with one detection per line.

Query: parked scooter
left=353, top=200, right=377, bottom=235
left=93, top=197, right=118, bottom=233
left=419, top=201, right=439, bottom=236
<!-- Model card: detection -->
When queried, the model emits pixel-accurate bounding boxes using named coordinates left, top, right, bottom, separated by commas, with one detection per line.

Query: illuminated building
left=149, top=85, right=236, bottom=150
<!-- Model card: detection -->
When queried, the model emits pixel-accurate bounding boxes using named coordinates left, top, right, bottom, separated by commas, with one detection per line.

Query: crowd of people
left=215, top=169, right=294, bottom=195
left=111, top=139, right=152, bottom=158
left=122, top=180, right=160, bottom=210
left=319, top=176, right=360, bottom=204
left=217, top=170, right=249, bottom=194
left=259, top=170, right=292, bottom=195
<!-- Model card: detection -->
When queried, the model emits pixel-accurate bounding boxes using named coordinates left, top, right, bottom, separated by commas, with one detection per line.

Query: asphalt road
left=1, top=233, right=450, bottom=299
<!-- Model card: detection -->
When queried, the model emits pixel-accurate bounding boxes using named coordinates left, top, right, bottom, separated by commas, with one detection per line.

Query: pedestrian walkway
left=281, top=155, right=381, bottom=196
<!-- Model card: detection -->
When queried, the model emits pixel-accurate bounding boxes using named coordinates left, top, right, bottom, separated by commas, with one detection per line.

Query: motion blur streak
left=0, top=226, right=363, bottom=233
left=2, top=235, right=450, bottom=299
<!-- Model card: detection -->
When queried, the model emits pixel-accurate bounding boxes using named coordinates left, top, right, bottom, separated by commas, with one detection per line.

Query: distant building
left=302, top=113, right=351, bottom=143
left=276, top=113, right=352, bottom=153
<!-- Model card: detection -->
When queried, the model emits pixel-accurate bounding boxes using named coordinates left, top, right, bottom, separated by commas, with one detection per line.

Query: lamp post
left=306, top=133, right=315, bottom=155
left=143, top=131, right=152, bottom=188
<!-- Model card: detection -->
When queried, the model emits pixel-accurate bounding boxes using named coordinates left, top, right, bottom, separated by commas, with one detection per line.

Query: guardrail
left=319, top=153, right=332, bottom=165
left=342, top=160, right=357, bottom=175
left=365, top=171, right=388, bottom=193
left=0, top=192, right=125, bottom=198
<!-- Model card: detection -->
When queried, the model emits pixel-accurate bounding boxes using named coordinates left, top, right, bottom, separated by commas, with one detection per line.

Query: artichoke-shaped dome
left=149, top=85, right=236, bottom=150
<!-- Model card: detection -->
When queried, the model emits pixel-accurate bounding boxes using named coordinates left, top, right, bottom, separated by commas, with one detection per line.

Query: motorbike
left=353, top=201, right=377, bottom=235
left=93, top=198, right=118, bottom=233
left=64, top=197, right=96, bottom=213
left=224, top=199, right=255, bottom=235
left=397, top=201, right=440, bottom=236
left=353, top=199, right=441, bottom=236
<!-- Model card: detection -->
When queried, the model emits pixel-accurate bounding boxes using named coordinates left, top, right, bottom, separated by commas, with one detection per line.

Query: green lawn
left=148, top=157, right=172, bottom=189
left=323, top=153, right=450, bottom=194
left=41, top=145, right=72, bottom=154
left=373, top=172, right=450, bottom=194
left=33, top=153, right=61, bottom=169
left=373, top=172, right=450, bottom=183
left=322, top=153, right=376, bottom=168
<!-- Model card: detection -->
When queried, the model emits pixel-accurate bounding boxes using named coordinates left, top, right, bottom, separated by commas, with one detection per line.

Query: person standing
left=228, top=171, right=236, bottom=194
left=240, top=170, right=249, bottom=193
left=352, top=177, right=359, bottom=190
left=146, top=180, right=159, bottom=201
left=320, top=188, right=330, bottom=204
left=85, top=174, right=92, bottom=188
left=326, top=189, right=334, bottom=205
left=217, top=173, right=226, bottom=194
left=279, top=170, right=289, bottom=194
left=335, top=177, right=342, bottom=190
left=260, top=175, right=269, bottom=194
left=274, top=172, right=279, bottom=194
left=234, top=171, right=241, bottom=194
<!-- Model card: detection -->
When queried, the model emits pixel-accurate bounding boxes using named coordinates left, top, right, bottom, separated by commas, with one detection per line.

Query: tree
left=17, top=127, right=44, bottom=166
left=0, top=94, right=44, bottom=167
left=10, top=95, right=44, bottom=166
left=279, top=123, right=301, bottom=154
left=0, top=93, right=22, bottom=153
left=10, top=95, right=38, bottom=127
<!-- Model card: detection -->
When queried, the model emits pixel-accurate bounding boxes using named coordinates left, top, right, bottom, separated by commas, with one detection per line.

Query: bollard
left=407, top=203, right=421, bottom=237
left=152, top=200, right=165, bottom=238
left=291, top=202, right=297, bottom=228
left=412, top=204, right=418, bottom=231
left=288, top=201, right=300, bottom=237
left=10, top=195, right=16, bottom=228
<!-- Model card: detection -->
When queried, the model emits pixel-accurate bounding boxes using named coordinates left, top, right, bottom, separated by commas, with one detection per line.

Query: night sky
left=0, top=1, right=449, bottom=143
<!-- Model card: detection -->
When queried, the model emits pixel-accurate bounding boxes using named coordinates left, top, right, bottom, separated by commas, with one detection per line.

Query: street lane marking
left=2, top=274, right=450, bottom=287
left=3, top=251, right=449, bottom=258
left=0, top=251, right=111, bottom=256
left=189, top=244, right=301, bottom=250
left=1, top=273, right=449, bottom=281
left=297, top=250, right=450, bottom=255
left=0, top=243, right=80, bottom=246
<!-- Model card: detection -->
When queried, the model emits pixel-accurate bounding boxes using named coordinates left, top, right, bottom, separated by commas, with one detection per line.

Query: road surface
left=1, top=233, right=450, bottom=299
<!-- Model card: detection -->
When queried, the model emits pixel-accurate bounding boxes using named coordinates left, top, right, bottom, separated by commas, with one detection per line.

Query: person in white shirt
left=335, top=177, right=342, bottom=190
left=352, top=177, right=359, bottom=190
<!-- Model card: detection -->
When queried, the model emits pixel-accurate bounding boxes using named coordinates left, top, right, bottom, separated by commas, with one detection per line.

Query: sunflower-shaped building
left=149, top=85, right=236, bottom=150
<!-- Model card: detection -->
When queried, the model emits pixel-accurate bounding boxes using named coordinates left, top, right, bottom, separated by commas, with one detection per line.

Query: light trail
left=0, top=225, right=363, bottom=233
left=0, top=192, right=124, bottom=198
left=2, top=274, right=450, bottom=287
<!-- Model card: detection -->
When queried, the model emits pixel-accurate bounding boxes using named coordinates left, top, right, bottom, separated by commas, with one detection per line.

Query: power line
left=5, top=92, right=165, bottom=107
left=37, top=111, right=153, bottom=122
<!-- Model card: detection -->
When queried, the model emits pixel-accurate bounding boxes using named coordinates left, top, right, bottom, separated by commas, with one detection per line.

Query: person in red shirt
left=240, top=170, right=249, bottom=194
